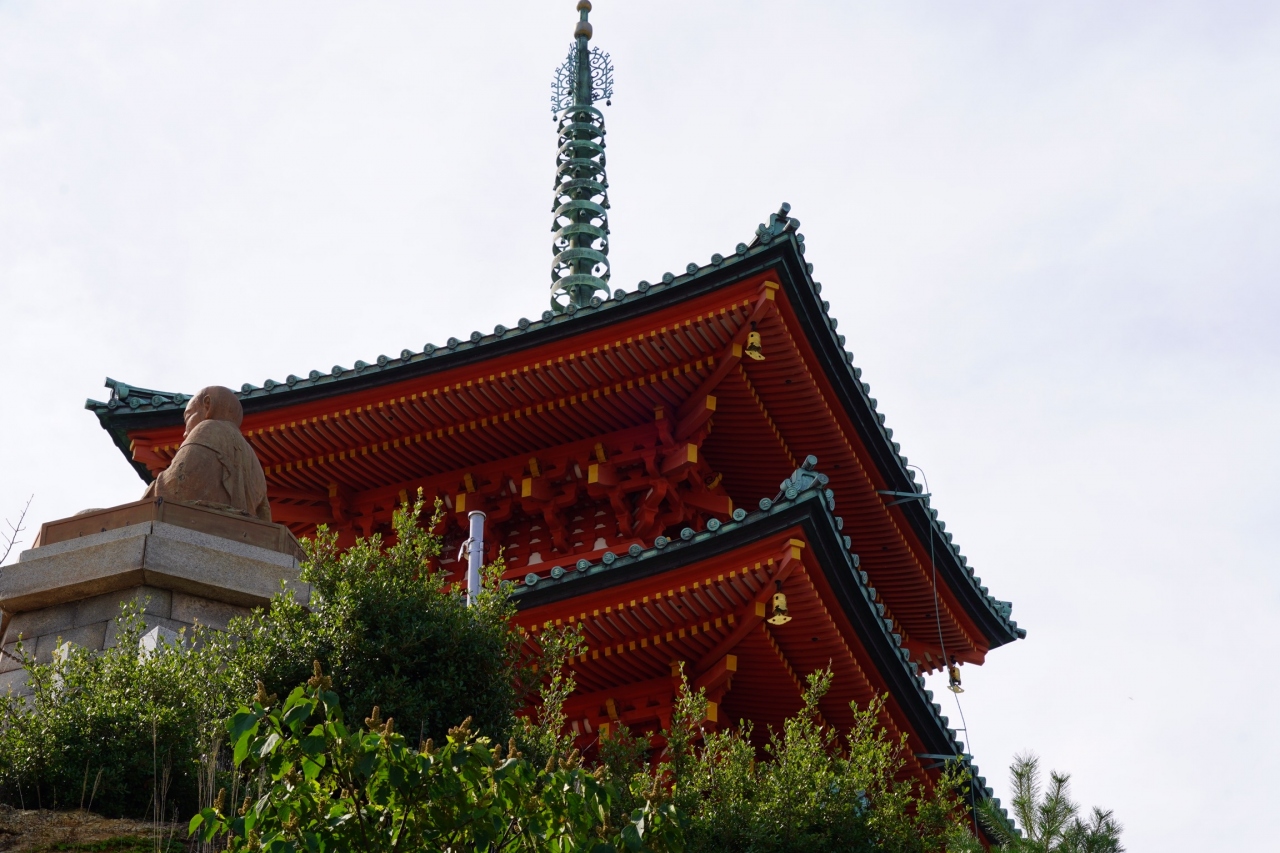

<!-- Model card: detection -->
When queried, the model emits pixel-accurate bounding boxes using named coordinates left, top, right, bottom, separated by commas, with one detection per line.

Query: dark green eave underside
left=89, top=395, right=157, bottom=484
left=86, top=217, right=1022, bottom=650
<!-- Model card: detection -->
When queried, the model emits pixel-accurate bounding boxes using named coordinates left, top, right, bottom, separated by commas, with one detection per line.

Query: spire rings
left=549, top=100, right=611, bottom=311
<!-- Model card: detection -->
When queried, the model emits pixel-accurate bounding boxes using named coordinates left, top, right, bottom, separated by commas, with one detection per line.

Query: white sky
left=2, top=2, right=1277, bottom=847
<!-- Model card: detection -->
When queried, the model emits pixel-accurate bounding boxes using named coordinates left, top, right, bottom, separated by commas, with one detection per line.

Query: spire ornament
left=549, top=1, right=614, bottom=313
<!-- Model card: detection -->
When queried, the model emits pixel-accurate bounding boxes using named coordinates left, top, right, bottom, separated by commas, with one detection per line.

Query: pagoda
left=86, top=1, right=1024, bottom=835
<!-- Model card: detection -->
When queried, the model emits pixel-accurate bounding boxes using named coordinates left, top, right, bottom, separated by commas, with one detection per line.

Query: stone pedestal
left=0, top=500, right=309, bottom=697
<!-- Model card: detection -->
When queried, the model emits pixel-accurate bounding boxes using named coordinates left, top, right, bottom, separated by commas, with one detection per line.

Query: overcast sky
left=2, top=1, right=1277, bottom=847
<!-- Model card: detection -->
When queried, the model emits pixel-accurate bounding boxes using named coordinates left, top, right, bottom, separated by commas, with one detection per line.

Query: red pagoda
left=87, top=1, right=1023, bottom=835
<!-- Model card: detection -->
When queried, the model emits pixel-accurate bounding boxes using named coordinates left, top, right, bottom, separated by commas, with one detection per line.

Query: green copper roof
left=86, top=203, right=1022, bottom=650
left=85, top=204, right=805, bottom=417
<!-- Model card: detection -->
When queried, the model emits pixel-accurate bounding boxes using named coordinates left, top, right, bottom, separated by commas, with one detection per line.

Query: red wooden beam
left=693, top=540, right=805, bottom=675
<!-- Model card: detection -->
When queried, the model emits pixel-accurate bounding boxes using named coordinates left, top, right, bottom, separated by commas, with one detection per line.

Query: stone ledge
left=1, top=524, right=308, bottom=615
left=19, top=521, right=154, bottom=562
left=4, top=536, right=147, bottom=613
left=20, top=520, right=299, bottom=569
left=1, top=504, right=309, bottom=699
left=33, top=498, right=303, bottom=560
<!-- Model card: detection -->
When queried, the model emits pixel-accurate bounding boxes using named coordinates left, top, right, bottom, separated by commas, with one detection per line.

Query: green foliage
left=0, top=604, right=232, bottom=818
left=595, top=724, right=652, bottom=833
left=0, top=491, right=1069, bottom=853
left=979, top=753, right=1123, bottom=853
left=190, top=664, right=683, bottom=853
left=652, top=667, right=979, bottom=853
left=224, top=495, right=525, bottom=745
left=250, top=641, right=976, bottom=853
left=514, top=624, right=585, bottom=769
left=518, top=626, right=667, bottom=839
left=0, top=493, right=525, bottom=820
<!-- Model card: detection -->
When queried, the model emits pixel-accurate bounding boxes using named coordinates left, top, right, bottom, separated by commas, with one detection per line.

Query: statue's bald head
left=183, top=385, right=244, bottom=436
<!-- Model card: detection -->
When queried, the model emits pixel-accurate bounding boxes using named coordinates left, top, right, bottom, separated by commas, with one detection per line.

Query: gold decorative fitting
left=577, top=0, right=592, bottom=10
left=745, top=330, right=765, bottom=361
left=766, top=591, right=792, bottom=626
left=575, top=21, right=593, bottom=38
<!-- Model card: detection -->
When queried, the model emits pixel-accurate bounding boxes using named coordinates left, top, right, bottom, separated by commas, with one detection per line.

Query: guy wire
left=907, top=463, right=980, bottom=835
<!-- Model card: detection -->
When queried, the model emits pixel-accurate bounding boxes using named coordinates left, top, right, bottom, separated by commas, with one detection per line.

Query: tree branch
left=1, top=495, right=33, bottom=566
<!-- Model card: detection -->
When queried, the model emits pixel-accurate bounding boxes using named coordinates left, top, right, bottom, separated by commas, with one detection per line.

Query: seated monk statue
left=143, top=386, right=272, bottom=522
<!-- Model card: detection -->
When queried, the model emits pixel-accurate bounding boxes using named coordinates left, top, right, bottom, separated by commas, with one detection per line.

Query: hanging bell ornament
left=767, top=590, right=792, bottom=625
left=947, top=663, right=964, bottom=694
left=745, top=330, right=766, bottom=361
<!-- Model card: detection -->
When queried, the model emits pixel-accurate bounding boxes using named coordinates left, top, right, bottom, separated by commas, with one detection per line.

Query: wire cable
left=907, top=463, right=980, bottom=835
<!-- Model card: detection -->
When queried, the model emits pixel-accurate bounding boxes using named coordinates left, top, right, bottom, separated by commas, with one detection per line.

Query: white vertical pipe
left=467, top=510, right=486, bottom=606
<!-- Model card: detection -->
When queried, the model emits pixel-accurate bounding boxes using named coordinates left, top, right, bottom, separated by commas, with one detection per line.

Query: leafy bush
left=0, top=495, right=525, bottom=820
left=0, top=605, right=231, bottom=819
left=655, top=667, right=979, bottom=853
left=0, top=493, right=1059, bottom=853
left=190, top=663, right=682, bottom=853
left=513, top=632, right=978, bottom=853
left=203, top=652, right=983, bottom=853
left=224, top=496, right=525, bottom=745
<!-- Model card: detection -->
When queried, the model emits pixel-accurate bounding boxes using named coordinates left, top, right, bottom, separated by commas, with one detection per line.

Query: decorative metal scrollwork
left=550, top=45, right=613, bottom=114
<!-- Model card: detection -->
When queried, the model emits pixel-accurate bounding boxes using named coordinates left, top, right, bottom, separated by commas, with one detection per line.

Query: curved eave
left=752, top=240, right=1024, bottom=650
left=85, top=250, right=784, bottom=453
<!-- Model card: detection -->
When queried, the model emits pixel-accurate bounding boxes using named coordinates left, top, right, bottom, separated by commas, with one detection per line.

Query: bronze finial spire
left=548, top=1, right=614, bottom=313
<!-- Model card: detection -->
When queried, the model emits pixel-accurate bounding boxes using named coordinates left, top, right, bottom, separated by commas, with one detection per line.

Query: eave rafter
left=126, top=295, right=763, bottom=511
left=721, top=289, right=991, bottom=666
left=520, top=537, right=796, bottom=735
left=281, top=409, right=736, bottom=575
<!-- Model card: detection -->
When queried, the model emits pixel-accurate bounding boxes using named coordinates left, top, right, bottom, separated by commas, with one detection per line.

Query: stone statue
left=143, top=386, right=271, bottom=522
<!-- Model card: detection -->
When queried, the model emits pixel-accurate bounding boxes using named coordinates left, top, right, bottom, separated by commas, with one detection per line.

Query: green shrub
left=608, top=667, right=980, bottom=853
left=513, top=634, right=979, bottom=852
left=190, top=664, right=682, bottom=853
left=191, top=657, right=980, bottom=853
left=0, top=604, right=231, bottom=819
left=0, top=494, right=525, bottom=820
left=224, top=495, right=525, bottom=745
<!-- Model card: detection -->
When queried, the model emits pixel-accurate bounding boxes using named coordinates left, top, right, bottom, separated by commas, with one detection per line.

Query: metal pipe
left=467, top=510, right=486, bottom=606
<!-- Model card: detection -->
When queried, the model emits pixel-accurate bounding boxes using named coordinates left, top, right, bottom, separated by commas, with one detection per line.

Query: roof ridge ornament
left=776, top=455, right=831, bottom=502
left=92, top=378, right=190, bottom=411
left=549, top=1, right=614, bottom=314
left=749, top=202, right=800, bottom=248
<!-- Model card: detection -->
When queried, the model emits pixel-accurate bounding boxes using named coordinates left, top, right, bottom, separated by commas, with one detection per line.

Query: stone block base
left=0, top=510, right=308, bottom=698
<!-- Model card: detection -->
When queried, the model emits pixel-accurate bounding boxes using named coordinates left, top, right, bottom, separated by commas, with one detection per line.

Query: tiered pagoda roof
left=89, top=207, right=1022, bottom=674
